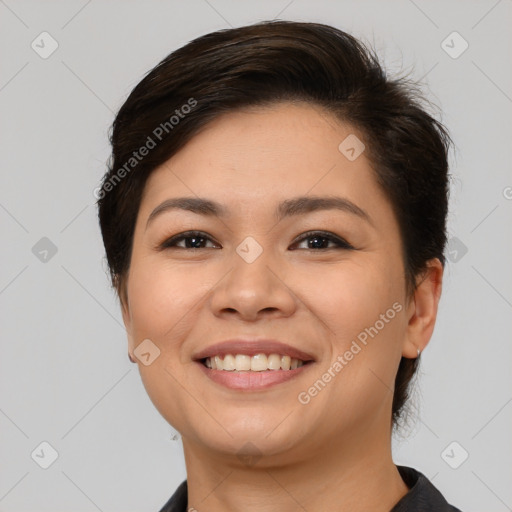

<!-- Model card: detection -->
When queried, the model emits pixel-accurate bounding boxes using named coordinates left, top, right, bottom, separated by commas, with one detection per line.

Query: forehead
left=142, top=102, right=385, bottom=206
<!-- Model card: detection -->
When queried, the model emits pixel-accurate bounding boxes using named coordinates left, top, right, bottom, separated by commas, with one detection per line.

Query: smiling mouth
left=201, top=353, right=313, bottom=371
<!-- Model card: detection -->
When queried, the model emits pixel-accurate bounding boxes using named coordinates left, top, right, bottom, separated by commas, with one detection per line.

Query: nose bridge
left=209, top=234, right=296, bottom=319
left=230, top=234, right=275, bottom=295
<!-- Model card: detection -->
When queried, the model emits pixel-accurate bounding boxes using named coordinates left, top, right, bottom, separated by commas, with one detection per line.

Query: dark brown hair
left=97, top=20, right=451, bottom=428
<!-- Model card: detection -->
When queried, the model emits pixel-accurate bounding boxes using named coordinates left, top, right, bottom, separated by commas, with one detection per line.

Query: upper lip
left=192, top=338, right=316, bottom=362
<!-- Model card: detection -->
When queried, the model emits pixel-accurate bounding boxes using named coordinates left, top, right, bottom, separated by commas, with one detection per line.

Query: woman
left=97, top=20, right=462, bottom=511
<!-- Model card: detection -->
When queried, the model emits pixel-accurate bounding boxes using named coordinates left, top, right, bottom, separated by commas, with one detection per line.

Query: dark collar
left=391, top=466, right=462, bottom=511
left=158, top=479, right=187, bottom=512
left=158, top=465, right=462, bottom=512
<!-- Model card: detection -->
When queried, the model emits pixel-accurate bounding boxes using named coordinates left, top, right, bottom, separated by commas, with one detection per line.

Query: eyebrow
left=145, top=195, right=373, bottom=229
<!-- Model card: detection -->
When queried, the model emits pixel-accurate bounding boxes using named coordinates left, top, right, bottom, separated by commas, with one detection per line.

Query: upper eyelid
left=161, top=230, right=353, bottom=248
left=292, top=231, right=353, bottom=249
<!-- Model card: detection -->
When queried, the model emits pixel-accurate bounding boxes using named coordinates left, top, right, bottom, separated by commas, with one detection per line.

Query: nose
left=208, top=244, right=297, bottom=322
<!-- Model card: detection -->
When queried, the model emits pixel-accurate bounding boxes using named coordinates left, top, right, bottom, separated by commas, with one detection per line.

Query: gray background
left=1, top=1, right=511, bottom=511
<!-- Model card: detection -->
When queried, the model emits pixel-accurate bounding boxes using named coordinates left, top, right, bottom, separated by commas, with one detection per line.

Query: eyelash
left=159, top=230, right=354, bottom=251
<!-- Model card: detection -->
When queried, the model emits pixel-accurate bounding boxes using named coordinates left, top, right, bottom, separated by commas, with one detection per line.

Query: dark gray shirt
left=158, top=465, right=463, bottom=511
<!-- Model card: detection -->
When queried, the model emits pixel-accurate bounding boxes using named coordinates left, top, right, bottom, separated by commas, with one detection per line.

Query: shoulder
left=391, top=465, right=463, bottom=512
left=158, top=468, right=464, bottom=512
left=158, top=480, right=188, bottom=512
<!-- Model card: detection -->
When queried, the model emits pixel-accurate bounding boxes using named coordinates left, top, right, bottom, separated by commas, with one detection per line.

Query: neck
left=181, top=427, right=408, bottom=512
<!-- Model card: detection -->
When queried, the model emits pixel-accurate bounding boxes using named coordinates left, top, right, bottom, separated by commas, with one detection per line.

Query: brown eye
left=290, top=231, right=354, bottom=250
left=160, top=231, right=220, bottom=249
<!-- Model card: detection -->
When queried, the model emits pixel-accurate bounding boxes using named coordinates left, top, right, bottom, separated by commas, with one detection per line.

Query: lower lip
left=196, top=361, right=313, bottom=390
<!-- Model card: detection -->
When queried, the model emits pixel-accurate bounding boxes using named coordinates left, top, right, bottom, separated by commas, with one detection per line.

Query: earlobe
left=118, top=282, right=136, bottom=361
left=402, top=258, right=443, bottom=359
left=125, top=326, right=137, bottom=364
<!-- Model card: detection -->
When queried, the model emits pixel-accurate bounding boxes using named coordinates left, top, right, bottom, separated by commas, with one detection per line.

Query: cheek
left=126, top=256, right=204, bottom=339
left=315, top=260, right=406, bottom=385
left=126, top=260, right=201, bottom=429
left=312, top=260, right=401, bottom=331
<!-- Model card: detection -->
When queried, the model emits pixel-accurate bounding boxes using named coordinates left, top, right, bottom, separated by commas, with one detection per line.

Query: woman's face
left=121, top=102, right=422, bottom=463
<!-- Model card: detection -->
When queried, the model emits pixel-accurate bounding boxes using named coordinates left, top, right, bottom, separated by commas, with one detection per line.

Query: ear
left=402, top=258, right=444, bottom=359
left=118, top=280, right=136, bottom=358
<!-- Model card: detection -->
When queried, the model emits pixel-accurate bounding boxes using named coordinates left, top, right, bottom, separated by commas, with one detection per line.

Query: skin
left=120, top=102, right=443, bottom=511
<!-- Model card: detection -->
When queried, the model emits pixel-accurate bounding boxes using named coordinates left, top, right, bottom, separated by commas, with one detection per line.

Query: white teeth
left=267, top=354, right=281, bottom=370
left=222, top=354, right=236, bottom=371
left=203, top=353, right=306, bottom=371
left=235, top=354, right=251, bottom=371
left=250, top=353, right=268, bottom=372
